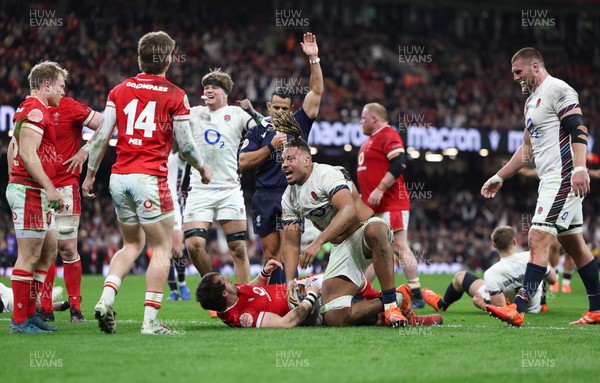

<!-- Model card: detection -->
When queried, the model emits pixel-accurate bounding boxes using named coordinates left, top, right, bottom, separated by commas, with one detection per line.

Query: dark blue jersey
left=241, top=108, right=314, bottom=189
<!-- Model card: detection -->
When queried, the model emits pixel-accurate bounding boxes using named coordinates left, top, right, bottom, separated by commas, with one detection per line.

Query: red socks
left=64, top=257, right=82, bottom=311
left=11, top=269, right=33, bottom=324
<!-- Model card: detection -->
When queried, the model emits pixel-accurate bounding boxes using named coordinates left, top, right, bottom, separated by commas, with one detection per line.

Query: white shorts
left=479, top=285, right=542, bottom=314
left=532, top=178, right=583, bottom=236
left=0, top=282, right=13, bottom=313
left=109, top=173, right=174, bottom=224
left=324, top=217, right=392, bottom=287
left=55, top=184, right=81, bottom=240
left=6, top=183, right=54, bottom=238
left=375, top=210, right=409, bottom=232
left=183, top=186, right=246, bottom=223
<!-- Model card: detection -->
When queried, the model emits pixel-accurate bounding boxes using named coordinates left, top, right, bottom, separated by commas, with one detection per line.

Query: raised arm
left=301, top=32, right=323, bottom=119
left=249, top=259, right=283, bottom=287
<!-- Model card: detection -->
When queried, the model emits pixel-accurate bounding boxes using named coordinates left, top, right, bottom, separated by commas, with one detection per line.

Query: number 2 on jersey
left=123, top=99, right=157, bottom=138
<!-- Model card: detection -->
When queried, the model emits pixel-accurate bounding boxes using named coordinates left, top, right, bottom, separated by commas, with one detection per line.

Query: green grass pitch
left=1, top=272, right=599, bottom=383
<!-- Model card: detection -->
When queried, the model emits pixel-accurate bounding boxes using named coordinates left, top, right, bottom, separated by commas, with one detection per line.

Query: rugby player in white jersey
left=183, top=69, right=263, bottom=284
left=481, top=48, right=600, bottom=326
left=422, top=226, right=556, bottom=314
left=280, top=138, right=407, bottom=327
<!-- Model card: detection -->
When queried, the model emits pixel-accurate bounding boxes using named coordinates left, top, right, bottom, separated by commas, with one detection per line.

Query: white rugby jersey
left=189, top=105, right=252, bottom=189
left=524, top=75, right=580, bottom=182
left=483, top=251, right=547, bottom=299
left=282, top=163, right=353, bottom=232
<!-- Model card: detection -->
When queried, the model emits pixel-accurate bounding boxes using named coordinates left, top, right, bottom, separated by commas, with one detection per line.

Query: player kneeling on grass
left=195, top=260, right=443, bottom=328
left=421, top=226, right=556, bottom=315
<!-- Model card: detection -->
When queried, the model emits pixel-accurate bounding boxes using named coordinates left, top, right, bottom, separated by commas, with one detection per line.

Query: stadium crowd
left=1, top=0, right=600, bottom=276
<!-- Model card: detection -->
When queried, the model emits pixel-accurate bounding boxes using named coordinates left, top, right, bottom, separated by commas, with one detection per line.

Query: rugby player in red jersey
left=82, top=31, right=212, bottom=334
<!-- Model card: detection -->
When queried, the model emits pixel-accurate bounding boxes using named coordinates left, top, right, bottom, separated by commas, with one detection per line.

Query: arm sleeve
left=553, top=82, right=580, bottom=118
left=87, top=103, right=117, bottom=172
left=483, top=268, right=503, bottom=295
left=70, top=98, right=95, bottom=126
left=174, top=120, right=204, bottom=169
left=388, top=153, right=406, bottom=178
left=294, top=108, right=315, bottom=140
left=320, top=166, right=351, bottom=199
left=281, top=191, right=301, bottom=226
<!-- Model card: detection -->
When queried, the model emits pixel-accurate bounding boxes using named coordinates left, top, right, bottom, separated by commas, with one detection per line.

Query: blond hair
left=28, top=61, right=68, bottom=91
left=363, top=102, right=388, bottom=123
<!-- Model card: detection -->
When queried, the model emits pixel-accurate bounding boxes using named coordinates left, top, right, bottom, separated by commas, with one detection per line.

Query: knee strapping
left=226, top=231, right=247, bottom=242
left=184, top=228, right=207, bottom=239
left=461, top=272, right=479, bottom=292
left=320, top=295, right=353, bottom=315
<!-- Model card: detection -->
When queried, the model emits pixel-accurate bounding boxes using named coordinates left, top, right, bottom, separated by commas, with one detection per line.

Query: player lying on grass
left=421, top=226, right=557, bottom=314
left=1, top=283, right=70, bottom=314
left=195, top=260, right=443, bottom=328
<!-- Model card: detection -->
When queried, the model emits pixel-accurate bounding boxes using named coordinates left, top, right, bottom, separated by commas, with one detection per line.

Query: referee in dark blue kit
left=239, top=32, right=323, bottom=284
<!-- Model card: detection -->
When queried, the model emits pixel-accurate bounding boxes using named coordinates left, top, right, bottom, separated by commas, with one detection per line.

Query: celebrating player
left=481, top=48, right=600, bottom=326
left=83, top=31, right=212, bottom=334
left=238, top=32, right=323, bottom=284
left=422, top=226, right=556, bottom=313
left=183, top=69, right=263, bottom=285
left=6, top=61, right=67, bottom=334
left=35, top=97, right=102, bottom=322
left=357, top=102, right=425, bottom=308
left=280, top=138, right=408, bottom=327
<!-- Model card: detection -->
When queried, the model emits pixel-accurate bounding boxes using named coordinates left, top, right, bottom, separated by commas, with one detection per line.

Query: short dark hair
left=271, top=89, right=293, bottom=102
left=284, top=137, right=311, bottom=155
left=512, top=47, right=544, bottom=66
left=491, top=226, right=516, bottom=252
left=137, top=31, right=175, bottom=75
left=196, top=272, right=227, bottom=311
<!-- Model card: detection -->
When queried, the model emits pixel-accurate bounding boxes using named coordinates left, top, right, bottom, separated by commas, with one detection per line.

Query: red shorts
left=375, top=210, right=409, bottom=232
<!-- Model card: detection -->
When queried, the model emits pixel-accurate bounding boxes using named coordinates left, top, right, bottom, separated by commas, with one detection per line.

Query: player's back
left=109, top=74, right=190, bottom=178
left=484, top=251, right=530, bottom=294
left=51, top=97, right=95, bottom=187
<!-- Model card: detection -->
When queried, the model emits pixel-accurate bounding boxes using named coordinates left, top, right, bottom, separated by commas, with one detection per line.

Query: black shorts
left=252, top=189, right=284, bottom=237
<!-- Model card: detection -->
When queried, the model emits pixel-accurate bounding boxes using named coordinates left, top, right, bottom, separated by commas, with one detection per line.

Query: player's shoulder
left=190, top=105, right=208, bottom=116
left=55, top=97, right=76, bottom=109
left=15, top=97, right=51, bottom=122
left=381, top=125, right=401, bottom=138
left=545, top=76, right=576, bottom=96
